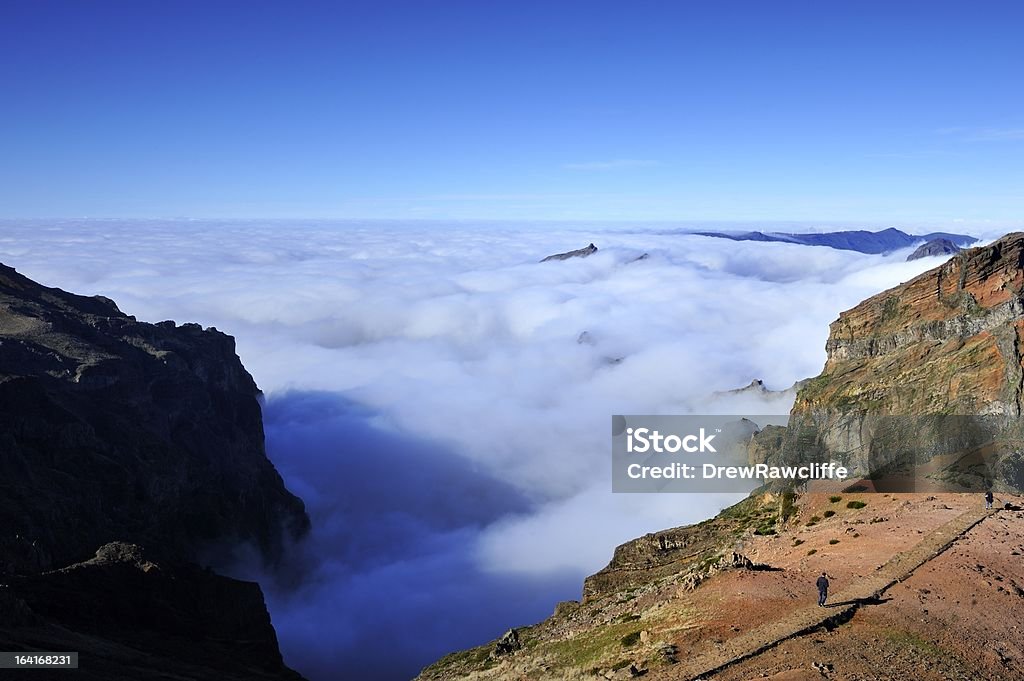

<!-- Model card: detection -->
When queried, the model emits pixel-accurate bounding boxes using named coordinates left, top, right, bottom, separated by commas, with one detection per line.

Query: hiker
left=985, top=490, right=994, bottom=509
left=816, top=572, right=830, bottom=607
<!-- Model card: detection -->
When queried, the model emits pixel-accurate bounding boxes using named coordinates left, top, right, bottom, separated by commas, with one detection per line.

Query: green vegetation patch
left=881, top=628, right=949, bottom=660
left=847, top=500, right=867, bottom=509
left=880, top=296, right=903, bottom=322
left=421, top=643, right=497, bottom=677
left=779, top=492, right=798, bottom=522
left=620, top=631, right=641, bottom=647
left=542, top=620, right=653, bottom=671
left=823, top=510, right=836, bottom=518
left=829, top=539, right=840, bottom=545
left=829, top=495, right=843, bottom=503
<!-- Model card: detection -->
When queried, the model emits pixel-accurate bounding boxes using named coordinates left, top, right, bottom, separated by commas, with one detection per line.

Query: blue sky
left=2, top=0, right=1022, bottom=222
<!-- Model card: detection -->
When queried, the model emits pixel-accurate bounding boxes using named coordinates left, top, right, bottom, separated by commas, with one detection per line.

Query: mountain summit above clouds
left=906, top=237, right=963, bottom=261
left=419, top=233, right=1024, bottom=681
left=696, top=226, right=976, bottom=254
left=541, top=242, right=599, bottom=262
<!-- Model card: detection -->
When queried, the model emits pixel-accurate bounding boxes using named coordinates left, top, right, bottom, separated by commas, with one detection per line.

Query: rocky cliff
left=798, top=232, right=1024, bottom=415
left=775, top=232, right=1024, bottom=490
left=0, top=263, right=308, bottom=570
left=0, top=263, right=308, bottom=678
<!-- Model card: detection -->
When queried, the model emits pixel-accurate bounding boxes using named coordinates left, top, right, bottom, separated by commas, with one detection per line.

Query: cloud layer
left=0, top=219, right=972, bottom=679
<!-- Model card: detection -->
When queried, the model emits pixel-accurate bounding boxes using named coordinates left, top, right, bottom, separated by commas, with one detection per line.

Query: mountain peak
left=540, top=243, right=599, bottom=262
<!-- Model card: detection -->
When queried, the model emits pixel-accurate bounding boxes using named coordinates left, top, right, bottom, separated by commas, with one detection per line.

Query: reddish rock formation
left=799, top=233, right=1024, bottom=417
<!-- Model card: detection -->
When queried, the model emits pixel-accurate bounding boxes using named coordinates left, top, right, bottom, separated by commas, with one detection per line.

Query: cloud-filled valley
left=0, top=219, right=989, bottom=679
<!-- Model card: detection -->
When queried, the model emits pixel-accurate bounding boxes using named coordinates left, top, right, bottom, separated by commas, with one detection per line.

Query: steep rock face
left=0, top=263, right=309, bottom=570
left=799, top=233, right=1024, bottom=415
left=783, top=233, right=1024, bottom=485
left=0, top=264, right=308, bottom=678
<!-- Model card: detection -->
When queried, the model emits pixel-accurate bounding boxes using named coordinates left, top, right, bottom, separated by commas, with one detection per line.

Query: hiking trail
left=670, top=505, right=996, bottom=680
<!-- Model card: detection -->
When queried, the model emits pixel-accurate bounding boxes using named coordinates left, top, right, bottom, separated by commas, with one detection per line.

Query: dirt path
left=666, top=505, right=996, bottom=681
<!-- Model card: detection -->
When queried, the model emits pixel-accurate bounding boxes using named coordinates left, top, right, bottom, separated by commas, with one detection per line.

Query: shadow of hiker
left=827, top=595, right=892, bottom=608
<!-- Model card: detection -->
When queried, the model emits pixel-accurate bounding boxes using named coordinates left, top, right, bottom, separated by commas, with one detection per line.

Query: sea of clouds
left=0, top=219, right=996, bottom=679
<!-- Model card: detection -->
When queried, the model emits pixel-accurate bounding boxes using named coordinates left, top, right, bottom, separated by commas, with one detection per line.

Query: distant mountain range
left=695, top=227, right=977, bottom=254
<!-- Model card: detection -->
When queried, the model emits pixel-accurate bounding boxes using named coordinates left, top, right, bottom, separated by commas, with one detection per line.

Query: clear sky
left=2, top=0, right=1022, bottom=222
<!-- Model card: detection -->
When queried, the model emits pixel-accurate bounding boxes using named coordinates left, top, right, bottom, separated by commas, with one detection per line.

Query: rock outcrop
left=0, top=543, right=302, bottom=680
left=540, top=243, right=598, bottom=262
left=906, top=237, right=962, bottom=261
left=0, top=263, right=309, bottom=570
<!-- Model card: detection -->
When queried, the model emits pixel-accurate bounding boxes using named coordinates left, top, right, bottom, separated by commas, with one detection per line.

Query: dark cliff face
left=0, top=264, right=309, bottom=679
left=0, top=263, right=309, bottom=571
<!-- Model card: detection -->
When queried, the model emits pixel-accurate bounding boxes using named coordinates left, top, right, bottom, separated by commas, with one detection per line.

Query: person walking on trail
left=985, top=490, right=994, bottom=509
left=816, top=572, right=830, bottom=607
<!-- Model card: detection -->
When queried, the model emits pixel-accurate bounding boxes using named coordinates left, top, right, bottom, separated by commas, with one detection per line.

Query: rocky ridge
left=541, top=243, right=598, bottom=262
